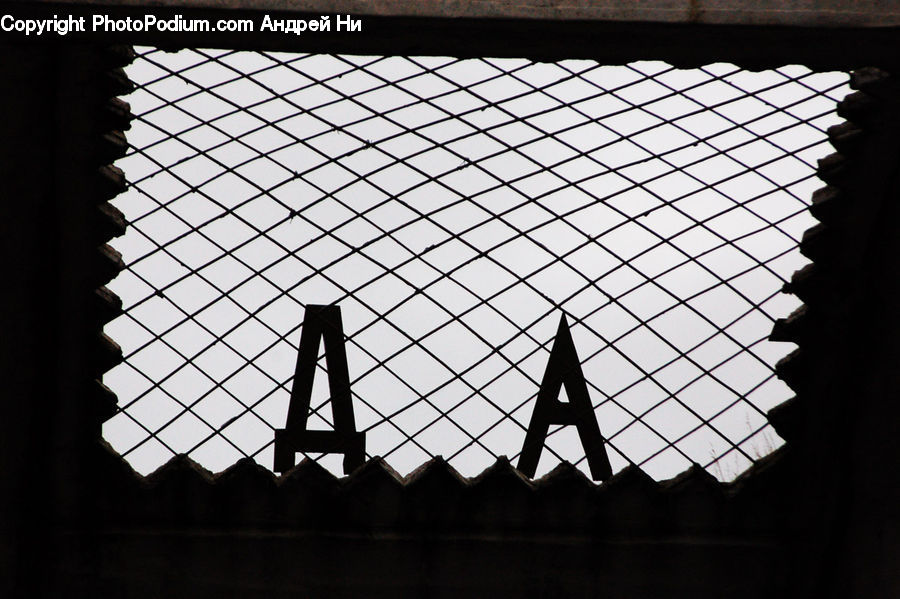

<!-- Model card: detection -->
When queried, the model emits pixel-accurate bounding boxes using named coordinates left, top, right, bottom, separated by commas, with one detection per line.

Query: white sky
left=102, top=47, right=850, bottom=481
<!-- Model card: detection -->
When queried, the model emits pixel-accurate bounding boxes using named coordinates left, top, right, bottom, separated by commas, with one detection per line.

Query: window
left=102, top=47, right=850, bottom=480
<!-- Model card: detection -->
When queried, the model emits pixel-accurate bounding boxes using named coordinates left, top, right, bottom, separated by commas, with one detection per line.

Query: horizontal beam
left=3, top=2, right=900, bottom=73
left=21, top=0, right=900, bottom=28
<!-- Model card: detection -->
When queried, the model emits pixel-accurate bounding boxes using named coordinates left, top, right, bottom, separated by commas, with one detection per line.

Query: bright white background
left=102, top=48, right=850, bottom=481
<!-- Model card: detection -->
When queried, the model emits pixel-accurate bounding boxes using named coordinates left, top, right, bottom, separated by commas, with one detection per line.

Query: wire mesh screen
left=102, top=47, right=850, bottom=481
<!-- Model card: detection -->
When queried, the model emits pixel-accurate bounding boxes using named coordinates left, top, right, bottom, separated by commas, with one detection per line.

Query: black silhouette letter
left=517, top=314, right=612, bottom=481
left=274, top=304, right=365, bottom=475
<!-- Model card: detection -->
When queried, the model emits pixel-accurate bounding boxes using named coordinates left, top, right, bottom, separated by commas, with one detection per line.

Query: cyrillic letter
left=337, top=14, right=360, bottom=31
left=517, top=314, right=612, bottom=481
left=274, top=304, right=366, bottom=475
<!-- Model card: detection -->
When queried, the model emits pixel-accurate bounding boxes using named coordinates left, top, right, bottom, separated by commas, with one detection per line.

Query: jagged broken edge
left=89, top=45, right=136, bottom=449
left=757, top=67, right=898, bottom=489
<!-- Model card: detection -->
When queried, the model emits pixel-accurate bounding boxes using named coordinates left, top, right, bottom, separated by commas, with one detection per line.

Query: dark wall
left=0, top=42, right=57, bottom=599
left=0, top=41, right=131, bottom=597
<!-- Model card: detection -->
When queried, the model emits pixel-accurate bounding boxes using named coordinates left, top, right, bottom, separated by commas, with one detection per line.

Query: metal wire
left=102, top=47, right=850, bottom=480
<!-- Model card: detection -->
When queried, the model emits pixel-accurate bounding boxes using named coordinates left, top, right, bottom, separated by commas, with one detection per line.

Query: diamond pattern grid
left=102, top=48, right=850, bottom=481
